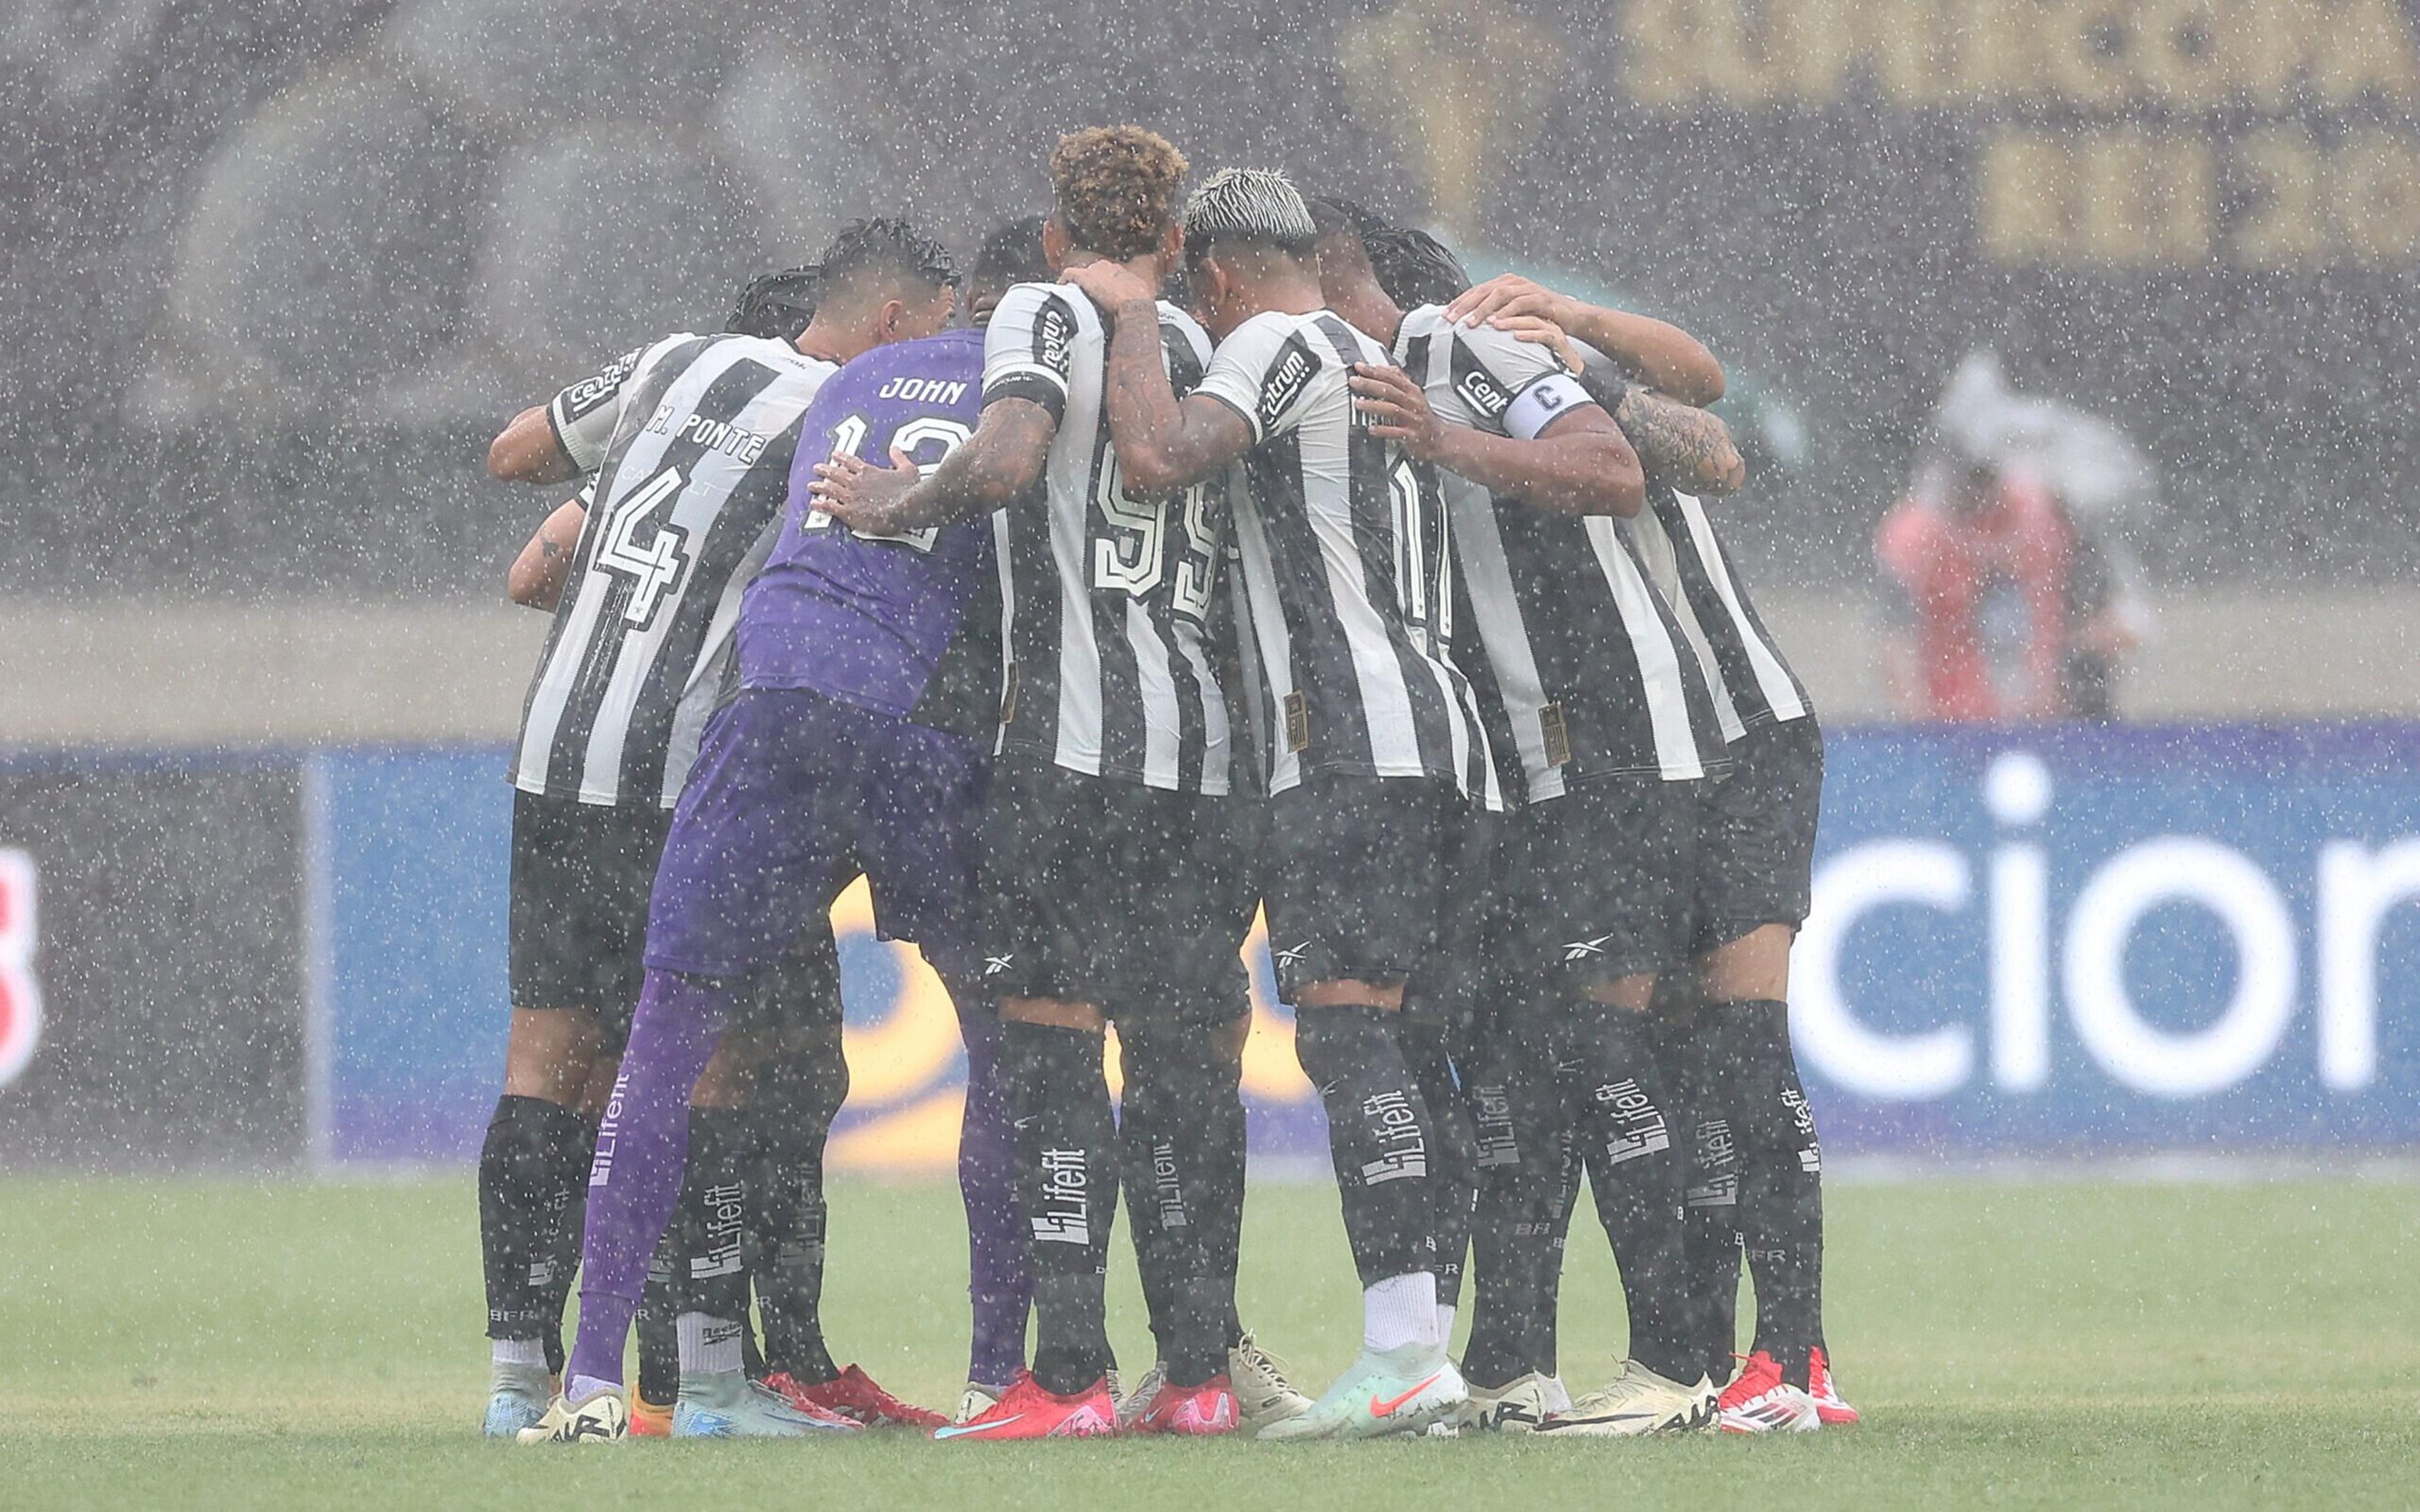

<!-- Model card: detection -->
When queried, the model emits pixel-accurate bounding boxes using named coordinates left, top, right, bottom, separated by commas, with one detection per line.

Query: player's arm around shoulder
left=809, top=303, right=1065, bottom=536
left=1357, top=320, right=1644, bottom=517
left=1064, top=261, right=1254, bottom=494
left=1447, top=275, right=1726, bottom=407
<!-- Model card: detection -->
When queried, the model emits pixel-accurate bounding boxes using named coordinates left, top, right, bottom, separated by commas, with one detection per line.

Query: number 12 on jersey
left=800, top=412, right=971, bottom=553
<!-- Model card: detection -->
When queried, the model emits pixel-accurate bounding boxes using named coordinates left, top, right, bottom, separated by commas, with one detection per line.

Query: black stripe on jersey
left=1001, top=477, right=1063, bottom=747
left=517, top=336, right=715, bottom=760
left=544, top=350, right=780, bottom=791
left=1313, top=314, right=1456, bottom=773
left=1160, top=323, right=1214, bottom=794
left=1244, top=425, right=1373, bottom=769
left=1654, top=488, right=1811, bottom=728
left=986, top=291, right=1079, bottom=420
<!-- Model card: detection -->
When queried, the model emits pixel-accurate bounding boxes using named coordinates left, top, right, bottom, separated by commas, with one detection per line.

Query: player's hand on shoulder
left=1445, top=273, right=1576, bottom=333
left=1489, top=313, right=1582, bottom=374
left=810, top=446, right=922, bottom=533
left=1059, top=258, right=1155, bottom=314
left=1350, top=362, right=1446, bottom=461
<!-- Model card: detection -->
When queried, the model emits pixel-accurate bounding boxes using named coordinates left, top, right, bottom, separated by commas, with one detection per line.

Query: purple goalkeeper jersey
left=736, top=327, right=994, bottom=730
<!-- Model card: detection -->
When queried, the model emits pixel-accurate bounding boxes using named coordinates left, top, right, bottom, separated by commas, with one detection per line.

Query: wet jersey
left=737, top=326, right=996, bottom=739
left=1392, top=304, right=1726, bottom=801
left=1205, top=308, right=1495, bottom=803
left=982, top=285, right=1233, bottom=794
left=512, top=331, right=835, bottom=808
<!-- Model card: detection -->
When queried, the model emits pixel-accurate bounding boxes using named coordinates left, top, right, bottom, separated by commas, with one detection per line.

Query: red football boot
left=1716, top=1351, right=1818, bottom=1434
left=628, top=1392, right=673, bottom=1439
left=766, top=1366, right=945, bottom=1429
left=1131, top=1375, right=1240, bottom=1436
left=930, top=1373, right=1118, bottom=1441
left=1807, top=1347, right=1860, bottom=1426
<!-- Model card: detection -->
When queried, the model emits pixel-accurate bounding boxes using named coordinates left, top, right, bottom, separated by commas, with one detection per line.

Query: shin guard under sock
left=1116, top=1019, right=1231, bottom=1387
left=1714, top=1000, right=1826, bottom=1387
left=1652, top=1016, right=1745, bottom=1382
left=1397, top=1017, right=1476, bottom=1315
left=1001, top=1021, right=1117, bottom=1395
left=951, top=992, right=1031, bottom=1389
left=1460, top=1018, right=1565, bottom=1389
left=479, top=1094, right=589, bottom=1349
left=1291, top=1005, right=1439, bottom=1288
left=1560, top=1002, right=1697, bottom=1383
left=669, top=1108, right=756, bottom=1343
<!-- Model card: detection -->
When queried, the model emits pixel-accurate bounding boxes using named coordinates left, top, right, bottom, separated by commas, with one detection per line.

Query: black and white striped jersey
left=1623, top=481, right=1814, bottom=738
left=1392, top=304, right=1726, bottom=802
left=981, top=284, right=1235, bottom=794
left=511, top=331, right=836, bottom=808
left=1203, top=309, right=1497, bottom=804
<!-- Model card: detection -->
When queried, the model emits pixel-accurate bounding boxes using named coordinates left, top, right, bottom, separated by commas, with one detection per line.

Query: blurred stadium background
left=3, top=0, right=2415, bottom=1177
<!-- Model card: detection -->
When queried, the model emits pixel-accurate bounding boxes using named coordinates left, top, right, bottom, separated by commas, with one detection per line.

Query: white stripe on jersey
left=986, top=284, right=1231, bottom=793
left=1581, top=517, right=1709, bottom=779
left=1673, top=490, right=1809, bottom=724
left=575, top=346, right=822, bottom=797
left=1625, top=501, right=1748, bottom=744
left=1447, top=476, right=1562, bottom=798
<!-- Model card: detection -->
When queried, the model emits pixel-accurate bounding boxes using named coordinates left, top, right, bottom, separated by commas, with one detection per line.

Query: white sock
left=566, top=1373, right=620, bottom=1404
left=1363, top=1272, right=1440, bottom=1354
left=492, top=1338, right=546, bottom=1371
left=676, top=1312, right=745, bottom=1376
left=1434, top=1303, right=1458, bottom=1351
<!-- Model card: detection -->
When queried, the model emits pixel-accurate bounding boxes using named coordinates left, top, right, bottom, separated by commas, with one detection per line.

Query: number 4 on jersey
left=596, top=465, right=692, bottom=630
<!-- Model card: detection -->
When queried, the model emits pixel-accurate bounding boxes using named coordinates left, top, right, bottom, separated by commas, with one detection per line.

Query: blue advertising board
left=308, top=725, right=2420, bottom=1169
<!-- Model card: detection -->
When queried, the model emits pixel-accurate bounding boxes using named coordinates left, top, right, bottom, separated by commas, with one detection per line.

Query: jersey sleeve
left=546, top=344, right=649, bottom=474
left=981, top=284, right=1080, bottom=421
left=1196, top=314, right=1322, bottom=444
left=1448, top=321, right=1596, bottom=441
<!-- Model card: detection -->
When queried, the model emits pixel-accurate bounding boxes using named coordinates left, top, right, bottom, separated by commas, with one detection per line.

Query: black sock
left=1397, top=1017, right=1475, bottom=1317
left=669, top=1108, right=757, bottom=1360
left=1460, top=1005, right=1563, bottom=1389
left=478, top=1094, right=589, bottom=1357
left=1200, top=1021, right=1249, bottom=1351
left=1002, top=1021, right=1117, bottom=1395
left=1652, top=1016, right=1745, bottom=1385
left=1291, top=1005, right=1439, bottom=1288
left=754, top=1041, right=848, bottom=1384
left=1559, top=1002, right=1696, bottom=1383
left=637, top=1233, right=681, bottom=1404
left=1116, top=1019, right=1230, bottom=1387
left=1714, top=1000, right=1825, bottom=1388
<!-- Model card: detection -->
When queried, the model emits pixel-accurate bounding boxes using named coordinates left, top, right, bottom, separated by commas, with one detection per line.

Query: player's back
left=982, top=282, right=1233, bottom=794
left=514, top=331, right=838, bottom=808
left=737, top=326, right=994, bottom=735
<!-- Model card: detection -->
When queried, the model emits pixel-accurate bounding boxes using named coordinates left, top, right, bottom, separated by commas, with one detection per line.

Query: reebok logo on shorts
left=1562, top=933, right=1614, bottom=961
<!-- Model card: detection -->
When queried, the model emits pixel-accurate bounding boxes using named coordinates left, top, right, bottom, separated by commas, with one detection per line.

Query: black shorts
left=509, top=789, right=848, bottom=1054
left=508, top=789, right=674, bottom=1050
left=1692, top=716, right=1823, bottom=955
left=976, top=757, right=1253, bottom=1021
left=1260, top=774, right=1486, bottom=1010
left=1508, top=774, right=1705, bottom=987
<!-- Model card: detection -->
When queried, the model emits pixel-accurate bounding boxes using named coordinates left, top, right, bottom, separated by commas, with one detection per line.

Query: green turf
left=3, top=1175, right=2414, bottom=1509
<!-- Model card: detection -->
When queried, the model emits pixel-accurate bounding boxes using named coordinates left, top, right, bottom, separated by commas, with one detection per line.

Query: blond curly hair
left=1049, top=126, right=1189, bottom=262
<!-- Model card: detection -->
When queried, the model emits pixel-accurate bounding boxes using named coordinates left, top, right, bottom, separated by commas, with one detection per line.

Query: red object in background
left=1877, top=473, right=2076, bottom=721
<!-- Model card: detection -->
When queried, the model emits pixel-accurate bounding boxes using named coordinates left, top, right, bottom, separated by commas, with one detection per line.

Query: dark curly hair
left=814, top=216, right=959, bottom=306
left=725, top=264, right=819, bottom=340
left=1050, top=126, right=1189, bottom=261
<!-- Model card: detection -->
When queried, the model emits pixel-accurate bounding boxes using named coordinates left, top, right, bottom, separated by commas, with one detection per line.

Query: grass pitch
left=3, top=1174, right=2414, bottom=1509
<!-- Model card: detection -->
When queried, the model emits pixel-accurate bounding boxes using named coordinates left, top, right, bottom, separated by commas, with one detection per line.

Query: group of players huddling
left=476, top=125, right=1853, bottom=1445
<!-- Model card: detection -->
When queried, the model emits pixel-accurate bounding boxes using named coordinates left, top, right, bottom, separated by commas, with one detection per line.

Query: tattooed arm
left=509, top=496, right=585, bottom=609
left=1606, top=385, right=1748, bottom=497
